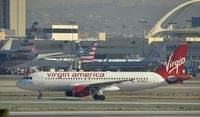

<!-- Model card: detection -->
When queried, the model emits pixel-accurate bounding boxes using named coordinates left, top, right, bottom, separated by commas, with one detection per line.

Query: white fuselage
left=17, top=71, right=168, bottom=92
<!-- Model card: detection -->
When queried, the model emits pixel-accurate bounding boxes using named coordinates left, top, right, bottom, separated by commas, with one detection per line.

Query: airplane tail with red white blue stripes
left=76, top=42, right=98, bottom=62
left=18, top=22, right=38, bottom=56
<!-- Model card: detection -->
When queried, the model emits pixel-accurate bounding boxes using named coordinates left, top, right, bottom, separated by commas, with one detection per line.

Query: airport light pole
left=185, top=19, right=192, bottom=27
left=185, top=19, right=192, bottom=37
left=139, top=19, right=148, bottom=57
left=139, top=19, right=148, bottom=37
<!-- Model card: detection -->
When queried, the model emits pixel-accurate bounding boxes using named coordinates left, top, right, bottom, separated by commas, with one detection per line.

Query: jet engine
left=65, top=85, right=90, bottom=97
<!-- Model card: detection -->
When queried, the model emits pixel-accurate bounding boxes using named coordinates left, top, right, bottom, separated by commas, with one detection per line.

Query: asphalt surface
left=10, top=111, right=200, bottom=117
left=1, top=75, right=200, bottom=112
left=2, top=100, right=200, bottom=105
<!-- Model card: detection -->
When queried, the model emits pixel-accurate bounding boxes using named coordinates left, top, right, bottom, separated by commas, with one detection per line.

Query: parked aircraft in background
left=17, top=44, right=191, bottom=101
left=0, top=22, right=96, bottom=69
left=38, top=41, right=98, bottom=62
left=16, top=41, right=98, bottom=72
left=82, top=44, right=166, bottom=71
left=0, top=22, right=38, bottom=68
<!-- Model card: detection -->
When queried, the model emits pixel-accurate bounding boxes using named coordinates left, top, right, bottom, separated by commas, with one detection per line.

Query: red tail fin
left=156, top=44, right=188, bottom=74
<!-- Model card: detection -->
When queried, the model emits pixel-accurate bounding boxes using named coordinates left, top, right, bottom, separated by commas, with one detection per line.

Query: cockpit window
left=23, top=76, right=32, bottom=80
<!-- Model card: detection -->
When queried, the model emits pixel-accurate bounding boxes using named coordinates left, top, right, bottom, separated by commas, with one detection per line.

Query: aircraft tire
left=37, top=96, right=42, bottom=100
left=99, top=95, right=105, bottom=101
left=93, top=95, right=100, bottom=100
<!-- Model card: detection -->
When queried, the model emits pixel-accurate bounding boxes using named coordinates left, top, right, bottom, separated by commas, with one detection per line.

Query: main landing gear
left=93, top=94, right=106, bottom=101
left=37, top=91, right=43, bottom=100
left=92, top=90, right=106, bottom=101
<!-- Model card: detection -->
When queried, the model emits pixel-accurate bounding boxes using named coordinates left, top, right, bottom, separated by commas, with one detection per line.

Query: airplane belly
left=117, top=81, right=156, bottom=91
left=35, top=80, right=77, bottom=91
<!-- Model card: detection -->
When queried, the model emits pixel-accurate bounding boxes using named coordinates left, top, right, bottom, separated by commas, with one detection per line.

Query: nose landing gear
left=37, top=91, right=43, bottom=100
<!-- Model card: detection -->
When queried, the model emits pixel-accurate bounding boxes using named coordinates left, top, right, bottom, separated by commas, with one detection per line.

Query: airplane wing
left=36, top=52, right=64, bottom=59
left=37, top=52, right=77, bottom=61
left=80, top=79, right=133, bottom=91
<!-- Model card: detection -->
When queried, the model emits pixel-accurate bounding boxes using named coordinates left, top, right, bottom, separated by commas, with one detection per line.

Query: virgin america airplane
left=16, top=44, right=191, bottom=100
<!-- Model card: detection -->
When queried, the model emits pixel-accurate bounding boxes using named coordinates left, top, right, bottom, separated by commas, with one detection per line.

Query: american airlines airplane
left=16, top=44, right=191, bottom=101
left=37, top=41, right=98, bottom=62
left=25, top=42, right=98, bottom=70
left=0, top=22, right=38, bottom=68
left=0, top=22, right=92, bottom=68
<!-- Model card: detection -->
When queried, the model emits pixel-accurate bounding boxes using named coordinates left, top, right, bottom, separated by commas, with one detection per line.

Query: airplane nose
left=16, top=80, right=21, bottom=88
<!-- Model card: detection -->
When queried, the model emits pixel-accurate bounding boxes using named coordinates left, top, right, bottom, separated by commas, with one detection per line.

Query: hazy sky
left=27, top=0, right=189, bottom=10
left=26, top=0, right=198, bottom=36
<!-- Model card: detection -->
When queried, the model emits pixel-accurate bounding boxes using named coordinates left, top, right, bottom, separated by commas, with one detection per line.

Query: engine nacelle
left=65, top=85, right=90, bottom=97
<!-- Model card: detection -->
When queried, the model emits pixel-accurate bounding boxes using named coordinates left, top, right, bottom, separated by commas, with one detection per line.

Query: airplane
left=16, top=44, right=192, bottom=101
left=16, top=41, right=98, bottom=71
left=0, top=22, right=86, bottom=69
left=0, top=22, right=39, bottom=68
left=82, top=44, right=166, bottom=71
left=37, top=41, right=98, bottom=62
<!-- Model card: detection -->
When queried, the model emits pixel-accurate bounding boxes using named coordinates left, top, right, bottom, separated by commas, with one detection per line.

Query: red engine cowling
left=65, top=86, right=90, bottom=97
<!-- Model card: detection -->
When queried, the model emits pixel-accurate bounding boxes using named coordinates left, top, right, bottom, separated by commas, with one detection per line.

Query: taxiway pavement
left=10, top=111, right=200, bottom=117
left=2, top=100, right=200, bottom=105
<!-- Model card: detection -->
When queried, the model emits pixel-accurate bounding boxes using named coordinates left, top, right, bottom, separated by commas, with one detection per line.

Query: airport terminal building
left=0, top=21, right=200, bottom=72
left=1, top=37, right=199, bottom=70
